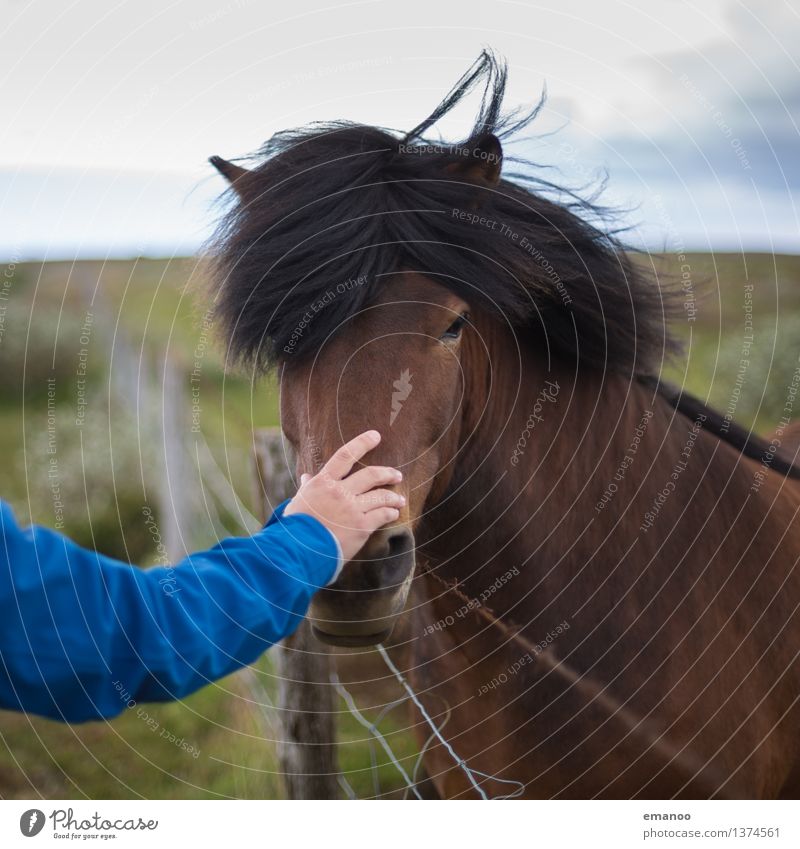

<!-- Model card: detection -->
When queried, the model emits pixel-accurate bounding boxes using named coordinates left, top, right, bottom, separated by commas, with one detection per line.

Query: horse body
left=405, top=332, right=800, bottom=797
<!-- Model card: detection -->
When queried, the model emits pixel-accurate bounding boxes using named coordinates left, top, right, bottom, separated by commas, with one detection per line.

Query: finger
left=322, top=430, right=381, bottom=480
left=356, top=489, right=406, bottom=509
left=364, top=507, right=401, bottom=531
left=344, top=465, right=402, bottom=495
left=300, top=473, right=311, bottom=486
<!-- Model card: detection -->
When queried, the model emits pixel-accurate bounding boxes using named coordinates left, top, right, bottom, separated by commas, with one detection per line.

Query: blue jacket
left=0, top=499, right=341, bottom=722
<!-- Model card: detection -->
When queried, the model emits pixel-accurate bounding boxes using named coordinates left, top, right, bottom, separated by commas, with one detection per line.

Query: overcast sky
left=1, top=0, right=797, bottom=258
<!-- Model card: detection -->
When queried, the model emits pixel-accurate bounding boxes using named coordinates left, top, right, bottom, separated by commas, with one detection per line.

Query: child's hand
left=283, top=430, right=404, bottom=563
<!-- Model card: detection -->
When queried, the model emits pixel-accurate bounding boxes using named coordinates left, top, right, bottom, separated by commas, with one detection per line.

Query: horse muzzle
left=308, top=526, right=415, bottom=646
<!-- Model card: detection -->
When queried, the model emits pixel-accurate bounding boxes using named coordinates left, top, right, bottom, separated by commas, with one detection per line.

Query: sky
left=1, top=0, right=798, bottom=259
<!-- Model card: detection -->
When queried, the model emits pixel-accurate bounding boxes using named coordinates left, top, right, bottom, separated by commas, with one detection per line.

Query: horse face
left=280, top=274, right=471, bottom=645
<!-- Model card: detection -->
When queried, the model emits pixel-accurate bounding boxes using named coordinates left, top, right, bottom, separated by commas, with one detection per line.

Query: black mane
left=207, top=50, right=680, bottom=375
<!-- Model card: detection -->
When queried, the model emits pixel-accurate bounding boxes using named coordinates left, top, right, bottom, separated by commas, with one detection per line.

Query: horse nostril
left=357, top=527, right=414, bottom=562
left=386, top=529, right=412, bottom=558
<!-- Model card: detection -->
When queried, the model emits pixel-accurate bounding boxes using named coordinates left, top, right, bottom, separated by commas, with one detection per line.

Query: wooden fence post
left=252, top=428, right=340, bottom=800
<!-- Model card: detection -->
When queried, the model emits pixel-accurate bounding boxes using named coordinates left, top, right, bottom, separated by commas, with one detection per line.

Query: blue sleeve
left=0, top=499, right=341, bottom=723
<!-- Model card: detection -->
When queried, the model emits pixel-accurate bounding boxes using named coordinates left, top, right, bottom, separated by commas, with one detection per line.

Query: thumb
left=300, top=473, right=311, bottom=486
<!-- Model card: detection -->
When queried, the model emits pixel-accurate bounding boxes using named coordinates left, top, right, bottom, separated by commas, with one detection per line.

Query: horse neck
left=416, top=321, right=586, bottom=594
left=417, top=320, right=800, bottom=616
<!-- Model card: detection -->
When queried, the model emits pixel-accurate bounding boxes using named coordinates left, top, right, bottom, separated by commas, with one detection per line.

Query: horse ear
left=445, top=133, right=503, bottom=187
left=209, top=155, right=254, bottom=199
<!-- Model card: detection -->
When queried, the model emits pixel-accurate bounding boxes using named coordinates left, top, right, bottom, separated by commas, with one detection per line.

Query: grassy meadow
left=0, top=252, right=798, bottom=798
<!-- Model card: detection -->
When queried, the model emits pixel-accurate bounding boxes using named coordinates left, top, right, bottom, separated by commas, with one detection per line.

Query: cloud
left=515, top=0, right=800, bottom=251
left=616, top=0, right=800, bottom=190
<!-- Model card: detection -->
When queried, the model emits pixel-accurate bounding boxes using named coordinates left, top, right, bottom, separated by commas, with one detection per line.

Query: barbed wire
left=377, top=644, right=526, bottom=799
left=331, top=671, right=423, bottom=799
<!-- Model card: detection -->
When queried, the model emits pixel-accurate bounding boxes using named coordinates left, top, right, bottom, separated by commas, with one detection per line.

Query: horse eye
left=441, top=313, right=469, bottom=340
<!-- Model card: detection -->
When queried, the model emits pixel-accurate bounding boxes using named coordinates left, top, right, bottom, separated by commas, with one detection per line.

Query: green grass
left=644, top=252, right=800, bottom=433
left=0, top=674, right=282, bottom=799
left=0, top=652, right=416, bottom=799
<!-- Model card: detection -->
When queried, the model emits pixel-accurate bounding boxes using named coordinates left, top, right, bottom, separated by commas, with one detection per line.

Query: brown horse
left=207, top=51, right=800, bottom=798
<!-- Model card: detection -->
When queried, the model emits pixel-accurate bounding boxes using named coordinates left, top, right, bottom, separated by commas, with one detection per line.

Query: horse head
left=278, top=273, right=482, bottom=645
